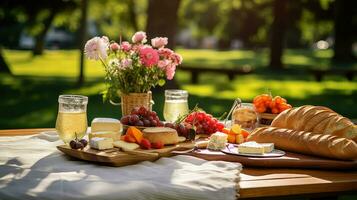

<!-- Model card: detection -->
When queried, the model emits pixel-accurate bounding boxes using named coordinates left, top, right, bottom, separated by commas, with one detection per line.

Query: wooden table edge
left=1, top=128, right=357, bottom=199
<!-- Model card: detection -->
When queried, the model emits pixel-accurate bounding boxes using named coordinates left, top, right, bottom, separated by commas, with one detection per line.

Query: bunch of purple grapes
left=121, top=106, right=164, bottom=127
left=164, top=122, right=192, bottom=138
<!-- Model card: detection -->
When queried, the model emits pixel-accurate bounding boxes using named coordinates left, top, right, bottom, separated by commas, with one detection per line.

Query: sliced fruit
left=123, top=134, right=136, bottom=143
left=236, top=134, right=245, bottom=144
left=230, top=124, right=242, bottom=135
left=221, top=128, right=230, bottom=135
left=227, top=134, right=236, bottom=143
left=241, top=129, right=250, bottom=138
left=126, top=126, right=143, bottom=143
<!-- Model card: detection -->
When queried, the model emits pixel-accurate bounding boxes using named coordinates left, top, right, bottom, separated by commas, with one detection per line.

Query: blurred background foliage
left=0, top=0, right=356, bottom=129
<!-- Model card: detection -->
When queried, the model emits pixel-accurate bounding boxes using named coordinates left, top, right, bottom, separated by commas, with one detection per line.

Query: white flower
left=84, top=36, right=109, bottom=60
left=108, top=58, right=120, bottom=68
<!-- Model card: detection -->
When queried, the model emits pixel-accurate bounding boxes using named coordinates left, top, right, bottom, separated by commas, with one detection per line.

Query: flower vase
left=120, top=91, right=153, bottom=116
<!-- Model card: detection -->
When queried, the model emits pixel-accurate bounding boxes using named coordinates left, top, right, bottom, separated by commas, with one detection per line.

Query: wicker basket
left=120, top=91, right=153, bottom=116
left=257, top=112, right=278, bottom=126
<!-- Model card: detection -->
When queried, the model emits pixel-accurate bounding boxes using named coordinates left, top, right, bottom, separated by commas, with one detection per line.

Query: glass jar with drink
left=163, top=90, right=189, bottom=122
left=55, top=95, right=88, bottom=143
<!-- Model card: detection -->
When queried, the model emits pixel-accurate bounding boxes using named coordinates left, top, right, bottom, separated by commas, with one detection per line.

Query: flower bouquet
left=84, top=31, right=183, bottom=115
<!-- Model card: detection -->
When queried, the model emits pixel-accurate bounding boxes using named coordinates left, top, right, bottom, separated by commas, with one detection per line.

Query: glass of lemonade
left=56, top=95, right=88, bottom=144
left=163, top=90, right=189, bottom=122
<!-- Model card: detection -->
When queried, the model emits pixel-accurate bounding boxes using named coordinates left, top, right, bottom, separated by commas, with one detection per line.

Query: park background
left=0, top=0, right=356, bottom=129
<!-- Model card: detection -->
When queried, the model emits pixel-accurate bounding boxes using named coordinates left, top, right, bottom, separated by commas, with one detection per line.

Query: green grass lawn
left=0, top=49, right=356, bottom=129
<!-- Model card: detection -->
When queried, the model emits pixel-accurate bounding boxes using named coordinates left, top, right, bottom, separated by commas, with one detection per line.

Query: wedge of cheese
left=89, top=131, right=118, bottom=141
left=91, top=118, right=122, bottom=133
left=113, top=140, right=139, bottom=151
left=238, top=141, right=264, bottom=154
left=260, top=143, right=274, bottom=153
left=90, top=137, right=113, bottom=150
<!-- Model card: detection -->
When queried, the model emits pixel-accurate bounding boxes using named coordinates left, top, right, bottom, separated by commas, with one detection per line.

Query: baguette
left=271, top=106, right=357, bottom=141
left=247, top=127, right=357, bottom=160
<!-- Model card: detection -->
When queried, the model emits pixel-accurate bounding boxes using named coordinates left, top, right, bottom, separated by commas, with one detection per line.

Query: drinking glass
left=163, top=90, right=189, bottom=122
left=55, top=95, right=88, bottom=143
left=231, top=103, right=258, bottom=131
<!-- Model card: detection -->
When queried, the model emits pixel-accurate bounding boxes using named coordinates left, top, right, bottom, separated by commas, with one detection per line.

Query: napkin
left=0, top=132, right=241, bottom=200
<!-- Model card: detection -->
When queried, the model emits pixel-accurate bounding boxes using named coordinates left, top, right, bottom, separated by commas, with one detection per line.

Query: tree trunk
left=146, top=0, right=181, bottom=49
left=32, top=9, right=57, bottom=56
left=269, top=0, right=287, bottom=69
left=146, top=0, right=181, bottom=91
left=333, top=0, right=355, bottom=62
left=128, top=0, right=138, bottom=31
left=0, top=47, right=12, bottom=74
left=77, top=0, right=88, bottom=86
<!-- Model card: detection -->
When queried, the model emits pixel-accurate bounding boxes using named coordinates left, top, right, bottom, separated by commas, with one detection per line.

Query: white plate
left=221, top=144, right=285, bottom=158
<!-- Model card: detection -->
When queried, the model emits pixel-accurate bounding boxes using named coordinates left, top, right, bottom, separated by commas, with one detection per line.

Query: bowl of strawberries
left=253, top=94, right=292, bottom=126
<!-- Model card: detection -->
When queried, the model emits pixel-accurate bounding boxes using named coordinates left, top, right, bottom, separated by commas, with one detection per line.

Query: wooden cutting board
left=184, top=149, right=357, bottom=170
left=57, top=141, right=195, bottom=167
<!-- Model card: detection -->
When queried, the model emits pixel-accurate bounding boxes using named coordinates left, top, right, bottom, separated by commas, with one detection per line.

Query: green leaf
left=158, top=79, right=166, bottom=86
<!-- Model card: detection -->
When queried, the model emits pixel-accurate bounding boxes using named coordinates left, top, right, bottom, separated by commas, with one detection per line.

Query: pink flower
left=171, top=53, right=183, bottom=65
left=165, top=64, right=176, bottom=80
left=132, top=31, right=147, bottom=43
left=121, top=58, right=132, bottom=69
left=157, top=48, right=173, bottom=59
left=121, top=41, right=131, bottom=52
left=151, top=37, right=168, bottom=48
left=84, top=36, right=109, bottom=60
left=158, top=59, right=171, bottom=69
left=139, top=47, right=159, bottom=67
left=110, top=42, right=120, bottom=51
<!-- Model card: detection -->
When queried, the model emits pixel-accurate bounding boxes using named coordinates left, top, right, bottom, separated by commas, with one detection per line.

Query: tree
left=269, top=0, right=287, bottom=69
left=30, top=0, right=77, bottom=56
left=146, top=0, right=181, bottom=89
left=32, top=9, right=57, bottom=55
left=333, top=0, right=356, bottom=62
left=77, top=0, right=88, bottom=86
left=128, top=0, right=138, bottom=31
left=146, top=0, right=181, bottom=49
left=0, top=47, right=11, bottom=74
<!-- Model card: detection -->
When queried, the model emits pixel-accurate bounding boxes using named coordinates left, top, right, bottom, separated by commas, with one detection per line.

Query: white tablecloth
left=0, top=132, right=242, bottom=200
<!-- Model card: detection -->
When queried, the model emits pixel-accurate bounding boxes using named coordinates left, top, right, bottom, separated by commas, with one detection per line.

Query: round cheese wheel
left=142, top=127, right=179, bottom=145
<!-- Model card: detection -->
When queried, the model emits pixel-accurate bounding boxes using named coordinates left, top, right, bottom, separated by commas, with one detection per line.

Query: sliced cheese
left=207, top=132, right=227, bottom=150
left=91, top=118, right=122, bottom=133
left=261, top=143, right=274, bottom=153
left=238, top=141, right=264, bottom=154
left=113, top=140, right=139, bottom=151
left=89, top=131, right=118, bottom=141
left=90, top=137, right=113, bottom=150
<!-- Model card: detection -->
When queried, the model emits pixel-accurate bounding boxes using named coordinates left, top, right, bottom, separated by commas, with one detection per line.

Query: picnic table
left=179, top=65, right=254, bottom=83
left=308, top=68, right=356, bottom=81
left=1, top=128, right=357, bottom=199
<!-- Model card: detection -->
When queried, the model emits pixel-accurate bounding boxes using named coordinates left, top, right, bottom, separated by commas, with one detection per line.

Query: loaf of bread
left=247, top=127, right=357, bottom=160
left=271, top=105, right=357, bottom=141
left=142, top=127, right=179, bottom=145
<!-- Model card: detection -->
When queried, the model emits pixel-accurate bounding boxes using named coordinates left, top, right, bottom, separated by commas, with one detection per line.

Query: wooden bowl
left=257, top=112, right=278, bottom=126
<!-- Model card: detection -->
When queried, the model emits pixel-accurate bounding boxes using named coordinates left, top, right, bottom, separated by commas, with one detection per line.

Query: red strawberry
left=123, top=135, right=136, bottom=143
left=140, top=138, right=151, bottom=149
left=152, top=141, right=164, bottom=149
